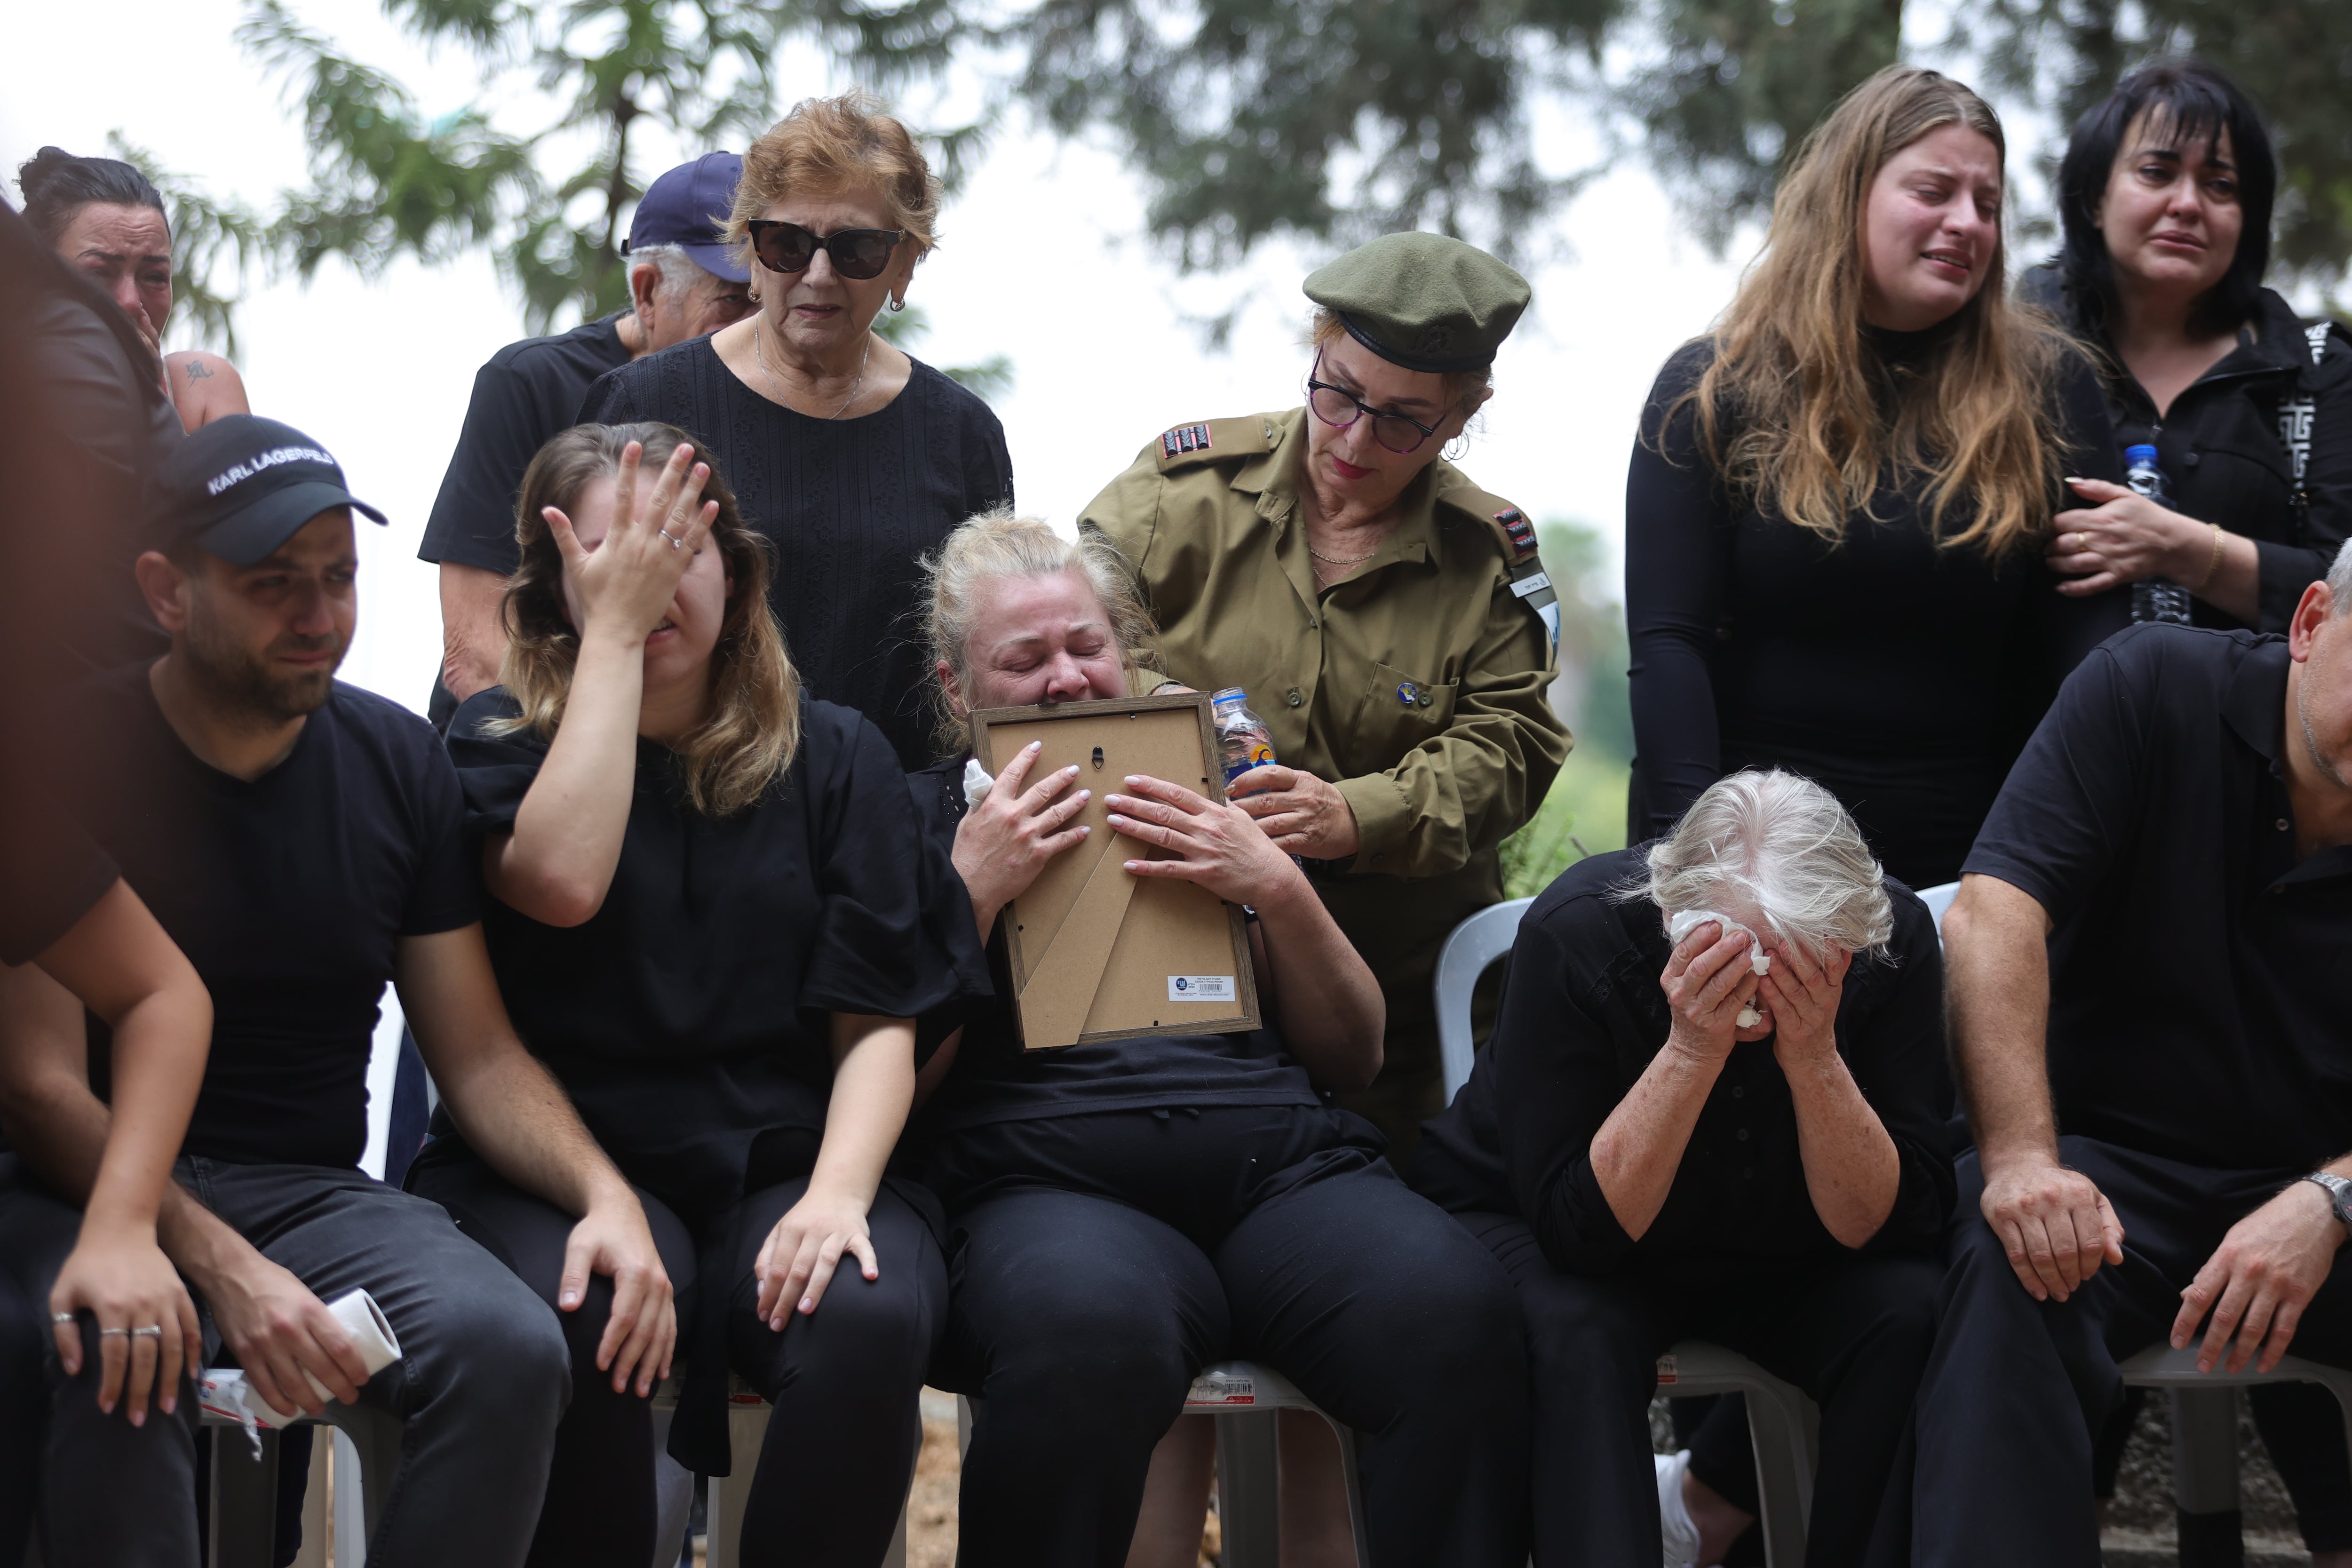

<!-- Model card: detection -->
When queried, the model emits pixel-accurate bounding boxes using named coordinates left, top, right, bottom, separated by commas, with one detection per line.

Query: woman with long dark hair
left=412, top=422, right=986, bottom=1566
left=2039, top=58, right=2350, bottom=635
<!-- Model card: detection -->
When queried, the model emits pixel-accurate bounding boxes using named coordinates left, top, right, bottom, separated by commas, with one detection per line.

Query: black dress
left=579, top=342, right=1015, bottom=768
left=1624, top=333, right=2131, bottom=888
left=419, top=692, right=989, bottom=1565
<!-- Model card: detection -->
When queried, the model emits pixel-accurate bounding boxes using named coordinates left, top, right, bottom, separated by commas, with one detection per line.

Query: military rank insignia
left=1160, top=423, right=1214, bottom=458
left=1494, top=506, right=1537, bottom=559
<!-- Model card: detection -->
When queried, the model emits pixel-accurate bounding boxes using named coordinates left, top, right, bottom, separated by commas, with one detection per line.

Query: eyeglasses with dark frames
left=1303, top=355, right=1445, bottom=454
left=744, top=219, right=905, bottom=281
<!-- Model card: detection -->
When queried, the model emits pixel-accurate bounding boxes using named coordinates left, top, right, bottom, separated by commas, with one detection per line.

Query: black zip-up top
left=2064, top=278, right=2352, bottom=634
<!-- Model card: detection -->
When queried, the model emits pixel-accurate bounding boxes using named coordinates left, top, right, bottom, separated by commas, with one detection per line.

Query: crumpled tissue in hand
left=1666, top=908, right=1771, bottom=1028
left=962, top=758, right=995, bottom=810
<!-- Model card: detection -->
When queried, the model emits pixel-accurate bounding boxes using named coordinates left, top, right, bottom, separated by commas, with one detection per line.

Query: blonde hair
left=1674, top=65, right=2072, bottom=557
left=727, top=91, right=939, bottom=270
left=920, top=508, right=1162, bottom=758
left=1629, top=770, right=1896, bottom=958
left=1308, top=309, right=1492, bottom=421
left=494, top=423, right=800, bottom=816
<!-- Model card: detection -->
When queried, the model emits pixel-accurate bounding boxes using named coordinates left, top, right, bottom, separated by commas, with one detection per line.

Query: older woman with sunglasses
left=582, top=91, right=1013, bottom=769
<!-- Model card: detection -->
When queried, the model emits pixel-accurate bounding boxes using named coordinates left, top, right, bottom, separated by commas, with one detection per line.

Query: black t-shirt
left=1964, top=625, right=2352, bottom=1171
left=448, top=691, right=990, bottom=1223
left=580, top=342, right=1015, bottom=769
left=61, top=667, right=479, bottom=1168
left=1624, top=334, right=2131, bottom=888
left=418, top=313, right=634, bottom=727
left=1410, top=849, right=1954, bottom=1278
left=905, top=757, right=1324, bottom=1133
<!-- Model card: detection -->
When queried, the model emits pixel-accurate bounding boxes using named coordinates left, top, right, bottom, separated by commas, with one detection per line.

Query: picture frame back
left=970, top=693, right=1260, bottom=1050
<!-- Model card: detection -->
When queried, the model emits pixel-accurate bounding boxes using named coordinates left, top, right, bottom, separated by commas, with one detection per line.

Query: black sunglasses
left=1304, top=354, right=1446, bottom=454
left=744, top=219, right=905, bottom=281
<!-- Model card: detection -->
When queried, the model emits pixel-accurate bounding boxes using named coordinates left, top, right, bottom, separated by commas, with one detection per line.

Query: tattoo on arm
left=184, top=358, right=215, bottom=383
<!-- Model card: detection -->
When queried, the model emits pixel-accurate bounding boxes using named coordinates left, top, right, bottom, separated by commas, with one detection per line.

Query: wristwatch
left=2301, top=1172, right=2352, bottom=1237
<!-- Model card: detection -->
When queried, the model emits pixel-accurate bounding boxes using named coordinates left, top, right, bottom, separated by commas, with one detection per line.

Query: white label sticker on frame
left=1167, top=975, right=1236, bottom=1002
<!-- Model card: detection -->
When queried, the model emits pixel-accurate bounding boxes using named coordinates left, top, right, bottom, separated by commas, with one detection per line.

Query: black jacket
left=2036, top=270, right=2352, bottom=633
left=1409, top=849, right=1955, bottom=1280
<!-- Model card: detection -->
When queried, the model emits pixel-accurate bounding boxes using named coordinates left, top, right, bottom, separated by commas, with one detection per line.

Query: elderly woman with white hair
left=1412, top=769, right=1955, bottom=1568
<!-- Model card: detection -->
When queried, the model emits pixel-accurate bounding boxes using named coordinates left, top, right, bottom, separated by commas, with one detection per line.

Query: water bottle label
left=1222, top=741, right=1275, bottom=783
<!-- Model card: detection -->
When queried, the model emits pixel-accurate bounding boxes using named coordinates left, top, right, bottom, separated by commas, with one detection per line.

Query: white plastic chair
left=1433, top=894, right=1820, bottom=1567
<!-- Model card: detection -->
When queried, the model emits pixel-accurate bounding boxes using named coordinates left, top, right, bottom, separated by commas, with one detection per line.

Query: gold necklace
left=754, top=315, right=871, bottom=421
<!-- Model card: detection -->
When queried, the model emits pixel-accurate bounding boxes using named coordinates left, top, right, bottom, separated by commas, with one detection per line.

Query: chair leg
left=209, top=1426, right=281, bottom=1568
left=2171, top=1386, right=2242, bottom=1568
left=1742, top=1383, right=1813, bottom=1568
left=1215, top=1409, right=1281, bottom=1568
left=1323, top=1418, right=1373, bottom=1568
left=706, top=1399, right=770, bottom=1568
left=331, top=1428, right=369, bottom=1567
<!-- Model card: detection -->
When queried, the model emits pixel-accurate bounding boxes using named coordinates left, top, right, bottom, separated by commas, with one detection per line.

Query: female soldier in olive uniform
left=1081, top=232, right=1569, bottom=1155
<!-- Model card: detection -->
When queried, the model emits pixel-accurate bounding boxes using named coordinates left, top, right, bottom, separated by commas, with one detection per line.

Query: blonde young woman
left=412, top=423, right=985, bottom=1567
left=1626, top=65, right=2130, bottom=896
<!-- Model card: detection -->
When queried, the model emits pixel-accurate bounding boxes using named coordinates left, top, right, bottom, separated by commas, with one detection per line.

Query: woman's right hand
left=952, top=741, right=1090, bottom=934
left=48, top=1222, right=204, bottom=1426
left=1660, top=921, right=1763, bottom=1064
left=544, top=440, right=718, bottom=645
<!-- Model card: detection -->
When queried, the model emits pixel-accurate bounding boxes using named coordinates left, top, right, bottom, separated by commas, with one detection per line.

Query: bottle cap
left=2125, top=444, right=2159, bottom=466
left=1211, top=687, right=1248, bottom=707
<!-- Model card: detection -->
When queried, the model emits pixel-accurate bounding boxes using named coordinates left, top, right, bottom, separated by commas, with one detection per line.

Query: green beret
left=1302, top=232, right=1531, bottom=374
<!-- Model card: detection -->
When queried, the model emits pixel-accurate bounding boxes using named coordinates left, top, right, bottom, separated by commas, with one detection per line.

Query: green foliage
left=1009, top=0, right=1621, bottom=270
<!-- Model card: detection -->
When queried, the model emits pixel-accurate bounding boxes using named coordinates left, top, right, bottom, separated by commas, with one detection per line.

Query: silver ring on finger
left=51, top=1312, right=74, bottom=1325
left=658, top=528, right=684, bottom=550
left=133, top=1325, right=164, bottom=1337
left=98, top=1326, right=128, bottom=1337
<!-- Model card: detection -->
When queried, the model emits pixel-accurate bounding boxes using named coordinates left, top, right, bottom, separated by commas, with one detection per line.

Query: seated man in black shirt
left=1413, top=769, right=1953, bottom=1568
left=1915, top=539, right=2352, bottom=1568
left=0, top=415, right=673, bottom=1565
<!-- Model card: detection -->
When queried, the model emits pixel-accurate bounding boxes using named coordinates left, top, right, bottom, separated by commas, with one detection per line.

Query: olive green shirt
left=1080, top=407, right=1570, bottom=890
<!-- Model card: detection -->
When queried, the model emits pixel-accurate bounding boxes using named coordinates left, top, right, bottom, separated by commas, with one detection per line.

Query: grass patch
left=1500, top=744, right=1630, bottom=900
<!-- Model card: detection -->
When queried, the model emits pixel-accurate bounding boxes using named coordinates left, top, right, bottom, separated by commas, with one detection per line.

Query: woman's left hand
left=2048, top=478, right=2212, bottom=596
left=1105, top=775, right=1307, bottom=907
left=1225, top=766, right=1361, bottom=861
left=1759, top=940, right=1853, bottom=1075
left=753, top=1186, right=877, bottom=1329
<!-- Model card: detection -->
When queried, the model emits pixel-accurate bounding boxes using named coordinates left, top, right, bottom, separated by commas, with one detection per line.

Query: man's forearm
left=438, top=562, right=511, bottom=703
left=1946, top=874, right=2060, bottom=1168
left=439, top=1046, right=629, bottom=1218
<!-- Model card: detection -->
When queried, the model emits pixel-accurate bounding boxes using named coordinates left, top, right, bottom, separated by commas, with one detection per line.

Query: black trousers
left=1456, top=1210, right=1939, bottom=1568
left=0, top=1154, right=569, bottom=1568
left=408, top=1143, right=945, bottom=1568
left=1916, top=1138, right=2352, bottom=1568
left=925, top=1106, right=1531, bottom=1568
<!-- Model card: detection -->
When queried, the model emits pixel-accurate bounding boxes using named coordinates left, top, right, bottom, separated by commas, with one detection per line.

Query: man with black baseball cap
left=421, top=150, right=753, bottom=728
left=0, top=414, right=676, bottom=1563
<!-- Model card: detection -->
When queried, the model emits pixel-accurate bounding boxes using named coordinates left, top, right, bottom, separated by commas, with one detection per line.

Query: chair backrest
left=1432, top=896, right=1535, bottom=1106
left=1915, top=880, right=1960, bottom=942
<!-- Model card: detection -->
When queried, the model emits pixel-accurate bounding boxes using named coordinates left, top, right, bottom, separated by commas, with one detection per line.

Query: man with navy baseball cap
left=420, top=150, right=752, bottom=729
left=0, top=411, right=676, bottom=1562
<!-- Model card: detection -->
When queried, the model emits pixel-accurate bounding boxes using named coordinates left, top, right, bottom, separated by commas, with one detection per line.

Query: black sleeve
left=1961, top=631, right=2155, bottom=924
left=442, top=689, right=545, bottom=841
left=1847, top=894, right=1957, bottom=1252
left=2257, top=345, right=2352, bottom=632
left=577, top=362, right=640, bottom=428
left=1487, top=904, right=1642, bottom=1274
left=962, top=394, right=1016, bottom=516
left=398, top=724, right=485, bottom=938
left=1624, top=343, right=1731, bottom=840
left=418, top=360, right=542, bottom=575
left=2021, top=350, right=2133, bottom=725
left=803, top=714, right=992, bottom=1028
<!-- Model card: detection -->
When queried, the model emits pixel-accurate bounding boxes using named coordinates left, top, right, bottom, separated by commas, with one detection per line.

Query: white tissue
left=1666, top=909, right=1771, bottom=1028
left=961, top=758, right=995, bottom=810
left=194, top=1289, right=403, bottom=1458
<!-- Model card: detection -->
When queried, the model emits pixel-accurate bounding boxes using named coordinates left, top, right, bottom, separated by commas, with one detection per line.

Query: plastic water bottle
left=1211, top=688, right=1277, bottom=785
left=2124, top=444, right=2193, bottom=626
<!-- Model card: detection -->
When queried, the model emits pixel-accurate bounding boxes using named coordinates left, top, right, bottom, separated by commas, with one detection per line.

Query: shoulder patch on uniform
left=1150, top=414, right=1279, bottom=472
left=1493, top=505, right=1539, bottom=560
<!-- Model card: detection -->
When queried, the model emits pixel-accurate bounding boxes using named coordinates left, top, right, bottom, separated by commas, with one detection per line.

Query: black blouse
left=905, top=757, right=1324, bottom=1133
left=448, top=691, right=990, bottom=1224
left=1624, top=334, right=2131, bottom=889
left=1411, top=848, right=1955, bottom=1279
left=579, top=342, right=1015, bottom=769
